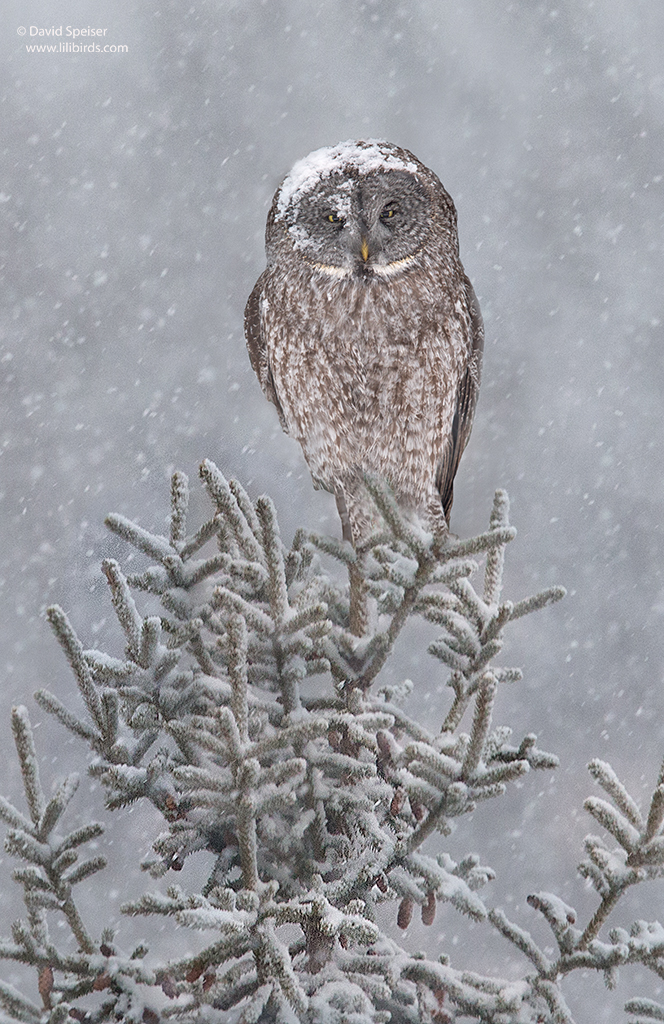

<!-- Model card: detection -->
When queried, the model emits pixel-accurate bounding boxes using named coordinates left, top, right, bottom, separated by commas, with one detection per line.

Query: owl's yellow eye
left=380, top=205, right=397, bottom=221
left=326, top=212, right=343, bottom=224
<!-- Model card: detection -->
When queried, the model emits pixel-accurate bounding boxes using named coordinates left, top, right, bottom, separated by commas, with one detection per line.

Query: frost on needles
left=1, top=461, right=663, bottom=1024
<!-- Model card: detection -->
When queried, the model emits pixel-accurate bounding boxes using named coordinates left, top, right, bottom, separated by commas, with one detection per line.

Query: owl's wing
left=244, top=274, right=288, bottom=431
left=436, top=276, right=485, bottom=523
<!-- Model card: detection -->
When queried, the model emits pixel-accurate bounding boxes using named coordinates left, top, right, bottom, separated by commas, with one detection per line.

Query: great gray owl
left=245, top=139, right=483, bottom=544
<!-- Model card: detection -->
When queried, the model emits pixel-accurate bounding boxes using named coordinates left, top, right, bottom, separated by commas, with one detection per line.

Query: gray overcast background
left=1, top=1, right=663, bottom=1018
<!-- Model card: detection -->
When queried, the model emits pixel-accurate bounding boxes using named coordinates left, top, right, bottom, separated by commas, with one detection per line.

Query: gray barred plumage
left=245, top=140, right=483, bottom=544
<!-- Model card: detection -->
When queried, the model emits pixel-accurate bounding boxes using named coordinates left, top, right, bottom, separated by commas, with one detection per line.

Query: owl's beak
left=360, top=237, right=369, bottom=262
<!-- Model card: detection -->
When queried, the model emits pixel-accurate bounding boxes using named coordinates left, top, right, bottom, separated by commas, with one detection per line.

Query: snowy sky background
left=1, top=1, right=663, bottom=1018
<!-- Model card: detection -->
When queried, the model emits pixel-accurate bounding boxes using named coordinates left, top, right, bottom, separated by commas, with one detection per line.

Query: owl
left=244, top=139, right=483, bottom=545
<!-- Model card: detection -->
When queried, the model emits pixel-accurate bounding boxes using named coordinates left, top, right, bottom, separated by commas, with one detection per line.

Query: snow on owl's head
left=267, top=139, right=456, bottom=278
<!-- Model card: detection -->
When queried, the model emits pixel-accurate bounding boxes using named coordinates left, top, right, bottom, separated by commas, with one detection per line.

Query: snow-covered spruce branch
left=0, top=706, right=155, bottom=1024
left=487, top=754, right=664, bottom=1022
left=4, top=460, right=658, bottom=1022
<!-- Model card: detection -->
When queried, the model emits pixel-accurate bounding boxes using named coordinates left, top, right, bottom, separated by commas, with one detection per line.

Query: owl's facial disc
left=282, top=170, right=431, bottom=278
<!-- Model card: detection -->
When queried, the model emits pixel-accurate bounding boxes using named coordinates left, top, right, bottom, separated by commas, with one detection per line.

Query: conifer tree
left=1, top=462, right=663, bottom=1023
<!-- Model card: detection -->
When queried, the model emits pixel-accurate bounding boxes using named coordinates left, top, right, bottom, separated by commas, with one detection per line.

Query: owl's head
left=267, top=140, right=457, bottom=279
